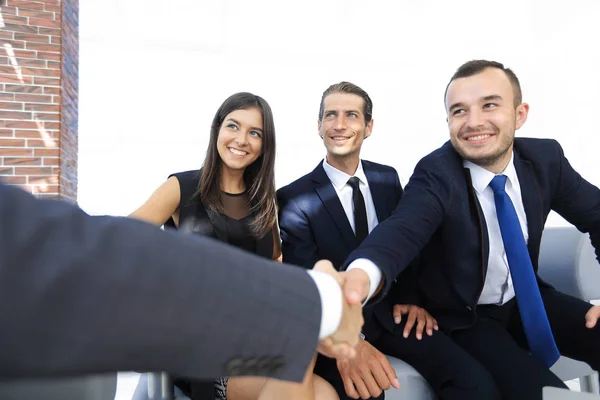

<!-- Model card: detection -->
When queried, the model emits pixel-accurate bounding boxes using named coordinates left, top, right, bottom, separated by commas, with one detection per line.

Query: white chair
left=384, top=356, right=436, bottom=400
left=0, top=374, right=117, bottom=400
left=544, top=387, right=600, bottom=399
left=538, top=226, right=600, bottom=394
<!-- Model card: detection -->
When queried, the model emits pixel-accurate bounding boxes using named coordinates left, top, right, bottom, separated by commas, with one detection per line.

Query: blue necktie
left=489, top=175, right=560, bottom=367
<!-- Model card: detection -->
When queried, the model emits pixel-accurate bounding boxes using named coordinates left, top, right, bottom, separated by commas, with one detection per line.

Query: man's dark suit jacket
left=278, top=160, right=419, bottom=341
left=346, top=138, right=600, bottom=331
left=0, top=182, right=321, bottom=382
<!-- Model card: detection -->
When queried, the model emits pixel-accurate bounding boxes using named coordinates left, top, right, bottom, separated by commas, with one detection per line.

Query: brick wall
left=0, top=0, right=79, bottom=202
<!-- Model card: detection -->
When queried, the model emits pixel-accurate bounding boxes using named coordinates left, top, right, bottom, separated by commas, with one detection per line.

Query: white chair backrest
left=538, top=226, right=600, bottom=301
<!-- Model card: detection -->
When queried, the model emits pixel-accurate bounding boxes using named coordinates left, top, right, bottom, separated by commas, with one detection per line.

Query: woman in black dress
left=130, top=92, right=339, bottom=400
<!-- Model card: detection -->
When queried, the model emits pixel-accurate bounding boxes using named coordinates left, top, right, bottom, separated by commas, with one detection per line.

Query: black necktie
left=347, top=177, right=368, bottom=243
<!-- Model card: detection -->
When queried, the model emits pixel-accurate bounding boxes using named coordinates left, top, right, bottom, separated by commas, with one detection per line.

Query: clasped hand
left=313, top=260, right=366, bottom=360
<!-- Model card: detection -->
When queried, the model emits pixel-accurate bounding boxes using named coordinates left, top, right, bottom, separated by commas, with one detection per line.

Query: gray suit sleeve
left=0, top=183, right=320, bottom=382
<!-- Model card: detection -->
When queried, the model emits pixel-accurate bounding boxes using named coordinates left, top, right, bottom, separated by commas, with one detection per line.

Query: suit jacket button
left=269, top=356, right=285, bottom=374
left=225, top=358, right=245, bottom=376
left=466, top=305, right=472, bottom=311
left=245, top=358, right=260, bottom=375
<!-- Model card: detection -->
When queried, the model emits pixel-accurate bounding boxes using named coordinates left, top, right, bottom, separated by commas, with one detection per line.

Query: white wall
left=79, top=0, right=600, bottom=228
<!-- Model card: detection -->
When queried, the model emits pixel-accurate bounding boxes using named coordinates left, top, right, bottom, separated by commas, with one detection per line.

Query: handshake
left=312, top=260, right=370, bottom=361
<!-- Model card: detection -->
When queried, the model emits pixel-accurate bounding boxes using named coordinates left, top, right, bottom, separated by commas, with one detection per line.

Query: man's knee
left=438, top=367, right=501, bottom=400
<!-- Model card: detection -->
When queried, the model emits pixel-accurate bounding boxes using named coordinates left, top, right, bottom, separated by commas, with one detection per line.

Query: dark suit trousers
left=450, top=288, right=600, bottom=400
left=315, top=320, right=501, bottom=400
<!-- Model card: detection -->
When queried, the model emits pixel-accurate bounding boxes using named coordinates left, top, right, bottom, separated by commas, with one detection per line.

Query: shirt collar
left=463, top=151, right=518, bottom=195
left=322, top=158, right=368, bottom=191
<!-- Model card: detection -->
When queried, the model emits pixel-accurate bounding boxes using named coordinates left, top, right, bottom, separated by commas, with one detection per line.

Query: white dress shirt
left=464, top=152, right=529, bottom=305
left=322, top=159, right=382, bottom=302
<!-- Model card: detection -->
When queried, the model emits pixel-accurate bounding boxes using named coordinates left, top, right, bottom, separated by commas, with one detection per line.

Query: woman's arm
left=273, top=225, right=283, bottom=262
left=129, top=176, right=181, bottom=226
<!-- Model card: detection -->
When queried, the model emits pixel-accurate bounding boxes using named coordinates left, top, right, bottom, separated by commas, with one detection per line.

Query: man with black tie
left=278, top=82, right=499, bottom=400
left=0, top=181, right=363, bottom=381
left=343, top=60, right=600, bottom=399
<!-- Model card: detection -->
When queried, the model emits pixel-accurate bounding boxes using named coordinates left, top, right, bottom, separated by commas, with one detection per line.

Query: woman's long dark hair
left=197, top=92, right=277, bottom=237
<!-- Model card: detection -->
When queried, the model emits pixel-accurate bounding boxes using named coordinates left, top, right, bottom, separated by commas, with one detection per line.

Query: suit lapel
left=514, top=151, right=543, bottom=263
left=311, top=163, right=358, bottom=249
left=363, top=162, right=388, bottom=222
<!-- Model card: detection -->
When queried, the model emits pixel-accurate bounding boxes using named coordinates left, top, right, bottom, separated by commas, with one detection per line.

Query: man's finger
left=338, top=362, right=360, bottom=399
left=585, top=306, right=600, bottom=329
left=426, top=314, right=435, bottom=336
left=342, top=269, right=370, bottom=305
left=393, top=304, right=407, bottom=324
left=415, top=312, right=426, bottom=340
left=380, top=356, right=401, bottom=389
left=403, top=309, right=418, bottom=338
left=351, top=373, right=370, bottom=400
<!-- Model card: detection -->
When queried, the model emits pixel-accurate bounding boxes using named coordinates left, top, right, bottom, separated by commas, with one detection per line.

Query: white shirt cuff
left=347, top=258, right=382, bottom=304
left=306, top=270, right=343, bottom=339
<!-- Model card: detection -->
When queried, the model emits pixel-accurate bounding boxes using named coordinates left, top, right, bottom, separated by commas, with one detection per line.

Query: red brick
left=3, top=157, right=42, bottom=165
left=3, top=49, right=38, bottom=59
left=43, top=121, right=59, bottom=129
left=28, top=17, right=60, bottom=28
left=44, top=3, right=60, bottom=12
left=2, top=14, right=28, bottom=25
left=0, top=101, right=23, bottom=110
left=21, top=67, right=61, bottom=77
left=0, top=138, right=26, bottom=147
left=27, top=138, right=58, bottom=147
left=0, top=176, right=26, bottom=184
left=0, top=110, right=32, bottom=119
left=0, top=167, right=15, bottom=175
left=25, top=103, right=59, bottom=112
left=14, top=58, right=46, bottom=67
left=0, top=129, right=14, bottom=137
left=14, top=32, right=50, bottom=43
left=15, top=167, right=53, bottom=175
left=33, top=111, right=59, bottom=120
left=43, top=86, right=59, bottom=95
left=15, top=93, right=52, bottom=103
left=37, top=51, right=60, bottom=61
left=33, top=148, right=58, bottom=156
left=26, top=42, right=60, bottom=52
left=0, top=32, right=14, bottom=40
left=17, top=8, right=55, bottom=19
left=0, top=148, right=33, bottom=156
left=0, top=92, right=15, bottom=100
left=0, top=74, right=33, bottom=84
left=0, top=6, right=18, bottom=15
left=29, top=175, right=59, bottom=184
left=3, top=120, right=39, bottom=129
left=5, top=84, right=43, bottom=94
left=42, top=157, right=58, bottom=165
left=0, top=39, right=26, bottom=50
left=1, top=23, right=38, bottom=35
left=38, top=27, right=60, bottom=36
left=16, top=130, right=56, bottom=138
left=33, top=184, right=59, bottom=194
left=0, top=65, right=21, bottom=74
left=34, top=76, right=60, bottom=86
left=46, top=60, right=60, bottom=69
left=7, top=1, right=46, bottom=10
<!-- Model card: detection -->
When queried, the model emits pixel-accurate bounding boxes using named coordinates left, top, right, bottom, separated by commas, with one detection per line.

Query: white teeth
left=229, top=148, right=247, bottom=156
left=332, top=137, right=348, bottom=141
left=467, top=134, right=491, bottom=141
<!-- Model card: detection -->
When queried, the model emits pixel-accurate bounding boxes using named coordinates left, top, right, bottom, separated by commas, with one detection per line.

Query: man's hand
left=339, top=268, right=371, bottom=305
left=314, top=261, right=364, bottom=360
left=393, top=304, right=439, bottom=340
left=336, top=340, right=400, bottom=399
left=585, top=305, right=600, bottom=329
